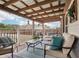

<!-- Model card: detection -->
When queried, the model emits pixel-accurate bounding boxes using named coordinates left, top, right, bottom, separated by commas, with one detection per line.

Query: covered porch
left=0, top=0, right=79, bottom=58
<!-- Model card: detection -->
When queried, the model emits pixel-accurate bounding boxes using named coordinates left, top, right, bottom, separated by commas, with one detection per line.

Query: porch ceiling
left=0, top=0, right=66, bottom=23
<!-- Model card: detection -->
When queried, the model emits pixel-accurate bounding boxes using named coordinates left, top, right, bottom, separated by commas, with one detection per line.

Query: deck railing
left=0, top=30, right=17, bottom=42
left=0, top=29, right=61, bottom=52
left=0, top=29, right=33, bottom=52
left=0, top=29, right=33, bottom=42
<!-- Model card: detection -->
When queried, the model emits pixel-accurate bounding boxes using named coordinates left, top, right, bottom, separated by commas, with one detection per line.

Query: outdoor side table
left=26, top=39, right=42, bottom=51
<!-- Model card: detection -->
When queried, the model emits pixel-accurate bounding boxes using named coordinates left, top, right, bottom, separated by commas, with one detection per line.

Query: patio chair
left=0, top=37, right=15, bottom=58
left=44, top=33, right=75, bottom=58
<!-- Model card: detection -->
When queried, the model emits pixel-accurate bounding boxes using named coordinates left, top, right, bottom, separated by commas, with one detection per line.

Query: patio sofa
left=0, top=37, right=15, bottom=57
left=44, top=33, right=75, bottom=58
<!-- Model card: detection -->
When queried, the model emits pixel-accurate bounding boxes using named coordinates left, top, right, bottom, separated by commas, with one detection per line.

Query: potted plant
left=32, top=35, right=40, bottom=40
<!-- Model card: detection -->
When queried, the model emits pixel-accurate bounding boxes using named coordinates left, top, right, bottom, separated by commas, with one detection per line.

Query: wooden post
left=60, top=16, right=64, bottom=33
left=42, top=23, right=45, bottom=36
left=77, top=0, right=79, bottom=20
left=16, top=28, right=20, bottom=52
left=11, top=45, right=13, bottom=58
left=32, top=20, right=35, bottom=36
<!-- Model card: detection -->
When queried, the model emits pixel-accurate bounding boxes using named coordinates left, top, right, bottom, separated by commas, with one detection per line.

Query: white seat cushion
left=45, top=46, right=67, bottom=58
left=62, top=33, right=75, bottom=55
left=46, top=50, right=67, bottom=58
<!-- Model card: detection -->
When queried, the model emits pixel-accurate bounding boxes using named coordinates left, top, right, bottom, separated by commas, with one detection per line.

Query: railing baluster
left=0, top=29, right=33, bottom=52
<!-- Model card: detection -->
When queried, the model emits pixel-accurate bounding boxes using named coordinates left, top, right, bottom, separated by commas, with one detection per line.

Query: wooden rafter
left=3, top=0, right=19, bottom=6
left=31, top=9, right=63, bottom=17
left=58, top=0, right=61, bottom=9
left=0, top=0, right=66, bottom=23
left=37, top=17, right=60, bottom=23
left=36, top=14, right=63, bottom=20
left=0, top=4, right=41, bottom=22
left=26, top=4, right=65, bottom=15
left=2, top=0, right=7, bottom=2
left=41, top=17, right=60, bottom=21
left=18, top=0, right=58, bottom=12
left=35, top=14, right=64, bottom=23
left=42, top=19, right=60, bottom=23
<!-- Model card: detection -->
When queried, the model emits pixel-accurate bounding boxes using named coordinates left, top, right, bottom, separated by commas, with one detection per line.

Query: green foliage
left=0, top=23, right=5, bottom=28
left=32, top=35, right=40, bottom=40
left=68, top=9, right=74, bottom=17
left=0, top=23, right=14, bottom=30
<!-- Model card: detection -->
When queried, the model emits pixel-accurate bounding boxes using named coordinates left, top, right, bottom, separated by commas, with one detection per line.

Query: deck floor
left=0, top=40, right=54, bottom=58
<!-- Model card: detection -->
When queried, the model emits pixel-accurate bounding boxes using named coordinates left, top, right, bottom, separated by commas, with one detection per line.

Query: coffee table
left=26, top=39, right=43, bottom=51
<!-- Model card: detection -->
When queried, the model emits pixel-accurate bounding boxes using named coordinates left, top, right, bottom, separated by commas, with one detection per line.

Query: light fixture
left=60, top=16, right=63, bottom=19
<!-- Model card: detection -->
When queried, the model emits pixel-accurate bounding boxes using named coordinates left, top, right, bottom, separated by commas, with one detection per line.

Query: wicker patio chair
left=0, top=37, right=15, bottom=58
left=44, top=33, right=75, bottom=58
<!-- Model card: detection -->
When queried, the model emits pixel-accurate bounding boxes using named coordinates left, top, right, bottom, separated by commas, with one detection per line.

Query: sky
left=44, top=21, right=61, bottom=29
left=0, top=10, right=61, bottom=28
left=0, top=10, right=32, bottom=25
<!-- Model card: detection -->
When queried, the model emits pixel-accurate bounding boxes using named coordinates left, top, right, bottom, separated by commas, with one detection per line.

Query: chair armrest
left=0, top=43, right=9, bottom=45
left=46, top=40, right=51, bottom=41
left=62, top=47, right=71, bottom=49
left=0, top=43, right=14, bottom=48
left=44, top=44, right=60, bottom=48
left=44, top=44, right=71, bottom=49
left=44, top=44, right=71, bottom=58
left=44, top=44, right=57, bottom=57
left=0, top=43, right=14, bottom=45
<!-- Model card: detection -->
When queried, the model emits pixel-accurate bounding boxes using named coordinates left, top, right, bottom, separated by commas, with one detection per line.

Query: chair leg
left=33, top=46, right=35, bottom=52
left=11, top=45, right=13, bottom=58
left=44, top=45, right=46, bottom=58
left=67, top=54, right=71, bottom=58
left=44, top=50, right=46, bottom=58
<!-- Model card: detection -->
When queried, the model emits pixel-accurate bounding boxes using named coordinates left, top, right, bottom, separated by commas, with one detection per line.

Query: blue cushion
left=50, top=36, right=64, bottom=50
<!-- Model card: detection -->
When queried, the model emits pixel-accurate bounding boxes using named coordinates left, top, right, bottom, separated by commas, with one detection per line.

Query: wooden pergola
left=0, top=0, right=66, bottom=23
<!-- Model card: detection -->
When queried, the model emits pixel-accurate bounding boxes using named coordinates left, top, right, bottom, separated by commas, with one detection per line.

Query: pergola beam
left=39, top=17, right=60, bottom=23
left=18, top=0, right=58, bottom=12
left=31, top=9, right=63, bottom=17
left=43, top=19, right=60, bottom=23
left=39, top=14, right=62, bottom=20
left=4, top=0, right=19, bottom=6
left=36, top=14, right=64, bottom=23
left=26, top=4, right=65, bottom=15
left=0, top=0, right=66, bottom=23
left=0, top=4, right=41, bottom=22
